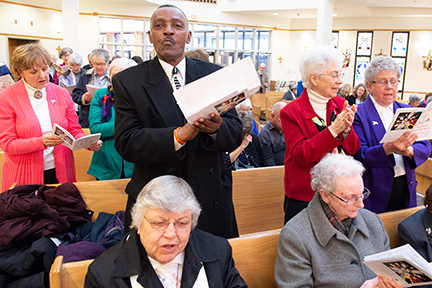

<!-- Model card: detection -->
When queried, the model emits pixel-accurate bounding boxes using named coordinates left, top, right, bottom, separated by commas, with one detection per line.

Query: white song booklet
left=52, top=124, right=100, bottom=151
left=173, top=57, right=261, bottom=124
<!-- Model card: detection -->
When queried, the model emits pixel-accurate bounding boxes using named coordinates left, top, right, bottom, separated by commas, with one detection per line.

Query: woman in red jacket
left=281, top=45, right=360, bottom=223
left=0, top=44, right=101, bottom=192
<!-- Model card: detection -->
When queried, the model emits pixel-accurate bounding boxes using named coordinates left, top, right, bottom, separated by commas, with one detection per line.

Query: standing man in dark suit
left=113, top=4, right=243, bottom=239
left=257, top=63, right=269, bottom=93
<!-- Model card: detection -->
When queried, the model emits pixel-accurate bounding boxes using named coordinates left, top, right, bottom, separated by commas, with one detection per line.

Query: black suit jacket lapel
left=144, top=56, right=185, bottom=127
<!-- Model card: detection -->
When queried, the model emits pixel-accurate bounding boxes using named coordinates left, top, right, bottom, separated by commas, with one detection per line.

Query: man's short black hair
left=152, top=4, right=188, bottom=23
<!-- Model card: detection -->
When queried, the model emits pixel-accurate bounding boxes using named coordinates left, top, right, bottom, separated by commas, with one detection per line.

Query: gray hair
left=299, top=45, right=343, bottom=89
left=236, top=98, right=252, bottom=111
left=90, top=48, right=110, bottom=63
left=364, top=56, right=401, bottom=85
left=108, top=58, right=137, bottom=79
left=237, top=110, right=253, bottom=135
left=409, top=93, right=422, bottom=104
left=130, top=175, right=201, bottom=230
left=59, top=47, right=73, bottom=59
left=67, top=53, right=82, bottom=65
left=272, top=101, right=286, bottom=114
left=310, top=154, right=365, bottom=193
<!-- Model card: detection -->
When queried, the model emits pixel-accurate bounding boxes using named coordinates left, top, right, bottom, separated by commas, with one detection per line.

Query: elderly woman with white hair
left=87, top=58, right=137, bottom=180
left=280, top=45, right=360, bottom=223
left=84, top=175, right=247, bottom=288
left=236, top=98, right=259, bottom=134
left=409, top=93, right=422, bottom=107
left=59, top=53, right=85, bottom=91
left=353, top=57, right=431, bottom=213
left=275, top=154, right=402, bottom=288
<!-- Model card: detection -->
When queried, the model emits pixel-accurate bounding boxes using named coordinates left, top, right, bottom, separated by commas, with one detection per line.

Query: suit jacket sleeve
left=259, top=128, right=276, bottom=166
left=113, top=75, right=180, bottom=165
left=113, top=62, right=242, bottom=166
left=398, top=212, right=429, bottom=261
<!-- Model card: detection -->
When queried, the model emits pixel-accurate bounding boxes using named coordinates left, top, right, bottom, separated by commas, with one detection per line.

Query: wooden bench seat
left=378, top=206, right=423, bottom=248
left=416, top=158, right=432, bottom=195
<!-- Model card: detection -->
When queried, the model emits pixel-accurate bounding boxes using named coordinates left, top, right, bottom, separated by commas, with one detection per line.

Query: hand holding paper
left=193, top=113, right=222, bottom=134
left=42, top=133, right=65, bottom=147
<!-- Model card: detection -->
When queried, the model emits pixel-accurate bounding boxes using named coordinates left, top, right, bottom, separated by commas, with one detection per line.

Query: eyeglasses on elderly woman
left=329, top=187, right=371, bottom=206
left=371, top=79, right=400, bottom=86
left=143, top=215, right=192, bottom=231
left=321, top=72, right=345, bottom=81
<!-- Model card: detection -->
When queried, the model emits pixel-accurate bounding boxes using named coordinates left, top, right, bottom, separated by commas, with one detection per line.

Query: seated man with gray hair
left=275, top=153, right=402, bottom=288
left=85, top=175, right=247, bottom=288
left=259, top=101, right=286, bottom=166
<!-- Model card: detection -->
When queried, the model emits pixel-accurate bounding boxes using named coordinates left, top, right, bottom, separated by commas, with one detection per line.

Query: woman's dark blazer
left=398, top=208, right=432, bottom=262
left=84, top=229, right=247, bottom=288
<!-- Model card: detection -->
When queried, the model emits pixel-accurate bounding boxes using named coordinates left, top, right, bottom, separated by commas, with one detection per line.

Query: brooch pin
left=372, top=121, right=378, bottom=126
left=426, top=227, right=431, bottom=235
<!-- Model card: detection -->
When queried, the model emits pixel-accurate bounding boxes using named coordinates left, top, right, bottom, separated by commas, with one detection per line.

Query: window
left=99, top=17, right=148, bottom=60
left=353, top=31, right=373, bottom=87
left=391, top=32, right=410, bottom=92
left=99, top=17, right=272, bottom=71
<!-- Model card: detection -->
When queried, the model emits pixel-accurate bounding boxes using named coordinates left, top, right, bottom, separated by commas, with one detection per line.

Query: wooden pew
left=50, top=255, right=93, bottom=288
left=378, top=206, right=423, bottom=249
left=73, top=179, right=129, bottom=222
left=416, top=158, right=432, bottom=195
left=73, top=166, right=286, bottom=234
left=49, top=229, right=282, bottom=288
left=232, top=166, right=285, bottom=235
left=73, top=149, right=95, bottom=182
left=250, top=93, right=266, bottom=111
left=229, top=229, right=281, bottom=288
left=48, top=204, right=423, bottom=288
left=0, top=147, right=95, bottom=190
left=251, top=103, right=261, bottom=123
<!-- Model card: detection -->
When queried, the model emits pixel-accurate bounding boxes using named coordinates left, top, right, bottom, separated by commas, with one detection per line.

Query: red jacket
left=280, top=90, right=360, bottom=202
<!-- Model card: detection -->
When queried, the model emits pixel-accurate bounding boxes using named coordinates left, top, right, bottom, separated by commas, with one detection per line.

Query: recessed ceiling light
left=273, top=13, right=278, bottom=16
left=333, top=13, right=337, bottom=16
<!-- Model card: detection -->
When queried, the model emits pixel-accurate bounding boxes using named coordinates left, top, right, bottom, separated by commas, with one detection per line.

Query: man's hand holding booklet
left=173, top=57, right=261, bottom=124
left=52, top=124, right=101, bottom=151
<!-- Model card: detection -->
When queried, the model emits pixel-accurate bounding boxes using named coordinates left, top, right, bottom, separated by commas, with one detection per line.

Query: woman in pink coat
left=0, top=44, right=101, bottom=192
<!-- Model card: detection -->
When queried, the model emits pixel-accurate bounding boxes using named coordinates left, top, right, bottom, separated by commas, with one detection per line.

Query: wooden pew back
left=50, top=255, right=93, bottom=288
left=250, top=93, right=266, bottom=111
left=74, top=166, right=286, bottom=234
left=378, top=206, right=423, bottom=248
left=232, top=166, right=285, bottom=235
left=416, top=158, right=432, bottom=195
left=229, top=229, right=280, bottom=288
left=74, top=179, right=129, bottom=222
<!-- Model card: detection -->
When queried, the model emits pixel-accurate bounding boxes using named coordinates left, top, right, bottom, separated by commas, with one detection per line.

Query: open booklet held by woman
left=52, top=124, right=100, bottom=151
